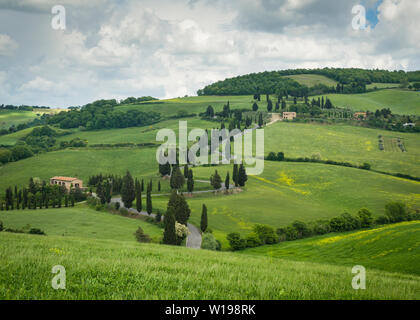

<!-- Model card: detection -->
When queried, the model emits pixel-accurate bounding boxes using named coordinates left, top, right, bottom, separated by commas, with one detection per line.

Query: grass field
left=316, top=89, right=420, bottom=115
left=0, top=109, right=60, bottom=129
left=283, top=74, right=338, bottom=87
left=0, top=147, right=211, bottom=194
left=264, top=122, right=420, bottom=177
left=1, top=231, right=419, bottom=299
left=366, top=83, right=401, bottom=90
left=151, top=161, right=420, bottom=248
left=0, top=204, right=163, bottom=242
left=242, top=221, right=420, bottom=276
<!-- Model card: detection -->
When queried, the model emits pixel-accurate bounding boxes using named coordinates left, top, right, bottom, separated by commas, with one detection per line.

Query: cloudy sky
left=0, top=0, right=419, bottom=107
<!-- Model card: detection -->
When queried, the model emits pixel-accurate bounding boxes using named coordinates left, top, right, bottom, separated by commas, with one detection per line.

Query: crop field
left=0, top=205, right=163, bottom=243
left=315, top=89, right=420, bottom=115
left=1, top=231, right=419, bottom=299
left=151, top=161, right=420, bottom=248
left=283, top=74, right=338, bottom=87
left=242, top=221, right=420, bottom=276
left=264, top=122, right=420, bottom=176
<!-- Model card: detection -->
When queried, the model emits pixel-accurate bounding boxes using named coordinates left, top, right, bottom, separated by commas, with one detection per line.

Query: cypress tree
left=170, top=166, right=185, bottom=190
left=233, top=164, right=239, bottom=187
left=163, top=206, right=177, bottom=245
left=136, top=187, right=142, bottom=213
left=158, top=181, right=161, bottom=192
left=200, top=204, right=208, bottom=232
left=22, top=188, right=28, bottom=210
left=238, top=164, right=248, bottom=187
left=211, top=170, right=222, bottom=190
left=167, top=190, right=190, bottom=225
left=121, top=171, right=135, bottom=208
left=141, top=179, right=144, bottom=192
left=146, top=188, right=152, bottom=215
left=225, top=172, right=230, bottom=190
left=258, top=113, right=263, bottom=127
left=183, top=164, right=189, bottom=178
left=71, top=194, right=75, bottom=207
left=187, top=169, right=194, bottom=193
left=65, top=195, right=69, bottom=207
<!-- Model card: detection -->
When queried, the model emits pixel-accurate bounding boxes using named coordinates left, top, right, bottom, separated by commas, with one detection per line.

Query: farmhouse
left=282, top=112, right=296, bottom=120
left=354, top=112, right=367, bottom=119
left=403, top=123, right=415, bottom=128
left=50, top=176, right=83, bottom=191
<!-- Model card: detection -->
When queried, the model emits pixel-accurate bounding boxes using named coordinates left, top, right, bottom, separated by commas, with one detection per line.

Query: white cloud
left=0, top=34, right=18, bottom=55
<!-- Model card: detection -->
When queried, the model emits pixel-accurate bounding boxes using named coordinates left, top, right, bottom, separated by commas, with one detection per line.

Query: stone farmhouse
left=282, top=112, right=296, bottom=120
left=50, top=176, right=83, bottom=191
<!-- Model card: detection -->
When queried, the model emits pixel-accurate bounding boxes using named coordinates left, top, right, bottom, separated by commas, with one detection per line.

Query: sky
left=0, top=0, right=419, bottom=107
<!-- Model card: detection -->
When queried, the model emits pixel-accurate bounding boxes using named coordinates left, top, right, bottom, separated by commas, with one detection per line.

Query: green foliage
left=28, top=228, right=45, bottom=235
left=253, top=224, right=277, bottom=244
left=238, top=164, right=247, bottom=187
left=226, top=232, right=247, bottom=251
left=201, top=233, right=218, bottom=250
left=357, top=208, right=374, bottom=228
left=163, top=206, right=177, bottom=245
left=245, top=232, right=262, bottom=248
left=135, top=226, right=151, bottom=243
left=170, top=166, right=185, bottom=190
left=200, top=204, right=208, bottom=233
left=385, top=202, right=409, bottom=222
left=167, top=191, right=190, bottom=225
left=121, top=171, right=135, bottom=208
left=210, top=170, right=222, bottom=189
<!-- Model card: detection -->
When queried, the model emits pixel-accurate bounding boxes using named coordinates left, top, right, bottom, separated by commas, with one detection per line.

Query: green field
left=316, top=89, right=420, bottom=115
left=0, top=109, right=59, bottom=130
left=0, top=205, right=163, bottom=242
left=151, top=161, right=420, bottom=248
left=264, top=122, right=420, bottom=177
left=242, top=221, right=420, bottom=276
left=366, top=83, right=401, bottom=90
left=1, top=231, right=419, bottom=299
left=284, top=74, right=338, bottom=87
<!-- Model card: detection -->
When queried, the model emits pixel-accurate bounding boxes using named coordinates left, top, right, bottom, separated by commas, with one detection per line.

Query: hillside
left=283, top=74, right=338, bottom=87
left=0, top=205, right=163, bottom=243
left=0, top=231, right=419, bottom=299
left=242, top=221, right=420, bottom=276
left=315, top=89, right=420, bottom=115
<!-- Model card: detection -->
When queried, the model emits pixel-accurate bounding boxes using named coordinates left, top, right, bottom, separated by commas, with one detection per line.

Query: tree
left=200, top=204, right=208, bottom=232
left=357, top=208, right=373, bottom=228
left=163, top=206, right=177, bottom=245
left=136, top=187, right=142, bottom=212
left=281, top=99, right=286, bottom=110
left=103, top=180, right=112, bottom=203
left=225, top=172, right=230, bottom=190
left=121, top=171, right=135, bottom=208
left=170, top=166, right=185, bottom=190
left=267, top=99, right=273, bottom=112
left=233, top=164, right=239, bottom=187
left=385, top=202, right=408, bottom=222
left=258, top=113, right=263, bottom=127
left=146, top=185, right=152, bottom=215
left=183, top=164, right=189, bottom=178
left=167, top=190, right=190, bottom=225
left=252, top=102, right=258, bottom=111
left=187, top=169, right=194, bottom=193
left=206, top=105, right=215, bottom=117
left=211, top=170, right=222, bottom=190
left=238, top=164, right=248, bottom=187
left=158, top=181, right=161, bottom=192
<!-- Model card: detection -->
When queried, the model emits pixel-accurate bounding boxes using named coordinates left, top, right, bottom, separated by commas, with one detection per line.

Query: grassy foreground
left=0, top=232, right=419, bottom=299
left=242, top=221, right=420, bottom=276
left=0, top=205, right=163, bottom=243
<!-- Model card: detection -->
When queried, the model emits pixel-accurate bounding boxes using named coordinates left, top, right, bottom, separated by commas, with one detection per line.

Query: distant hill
left=198, top=68, right=420, bottom=96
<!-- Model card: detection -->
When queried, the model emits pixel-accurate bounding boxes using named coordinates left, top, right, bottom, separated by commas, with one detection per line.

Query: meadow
left=264, top=122, right=420, bottom=177
left=151, top=161, right=420, bottom=248
left=283, top=74, right=338, bottom=87
left=0, top=109, right=60, bottom=129
left=1, top=231, right=419, bottom=299
left=242, top=221, right=420, bottom=276
left=315, top=89, right=420, bottom=115
left=0, top=204, right=163, bottom=242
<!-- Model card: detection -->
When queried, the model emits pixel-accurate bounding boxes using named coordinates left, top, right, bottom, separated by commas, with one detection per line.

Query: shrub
left=155, top=210, right=162, bottom=222
left=312, top=220, right=331, bottom=235
left=246, top=232, right=262, bottom=247
left=201, top=233, right=218, bottom=250
left=409, top=212, right=420, bottom=221
left=385, top=202, right=408, bottom=222
left=215, top=239, right=222, bottom=251
left=375, top=215, right=390, bottom=225
left=29, top=228, right=46, bottom=235
left=0, top=220, right=3, bottom=231
left=115, top=202, right=120, bottom=210
left=253, top=224, right=277, bottom=244
left=359, top=162, right=371, bottom=170
left=357, top=208, right=374, bottom=228
left=119, top=207, right=129, bottom=216
left=291, top=220, right=312, bottom=238
left=135, top=226, right=151, bottom=243
left=226, top=232, right=247, bottom=251
left=341, top=212, right=361, bottom=230
left=329, top=216, right=347, bottom=232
